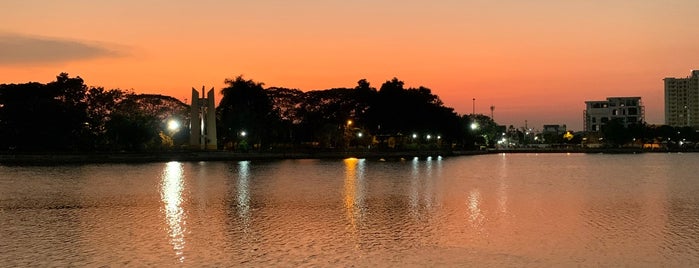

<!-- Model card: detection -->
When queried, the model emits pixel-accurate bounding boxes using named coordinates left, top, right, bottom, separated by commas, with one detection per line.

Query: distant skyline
left=2, top=1, right=699, bottom=130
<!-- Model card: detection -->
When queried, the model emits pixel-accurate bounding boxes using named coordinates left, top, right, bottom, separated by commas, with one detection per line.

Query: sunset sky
left=2, top=0, right=699, bottom=130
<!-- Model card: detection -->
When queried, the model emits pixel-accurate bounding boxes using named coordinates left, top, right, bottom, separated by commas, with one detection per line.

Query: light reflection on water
left=1, top=154, right=699, bottom=266
left=236, top=161, right=250, bottom=220
left=467, top=189, right=483, bottom=228
left=160, top=161, right=186, bottom=262
left=497, top=153, right=508, bottom=214
left=343, top=158, right=365, bottom=235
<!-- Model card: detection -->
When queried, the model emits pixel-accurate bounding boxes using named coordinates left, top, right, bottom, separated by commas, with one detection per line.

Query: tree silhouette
left=602, top=118, right=634, bottom=146
left=217, top=75, right=280, bottom=150
left=0, top=74, right=192, bottom=151
left=0, top=73, right=90, bottom=150
left=85, top=87, right=129, bottom=148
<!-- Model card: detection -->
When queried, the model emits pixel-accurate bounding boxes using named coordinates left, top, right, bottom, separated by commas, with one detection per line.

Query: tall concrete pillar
left=205, top=88, right=217, bottom=150
left=190, top=88, right=201, bottom=149
left=189, top=86, right=217, bottom=150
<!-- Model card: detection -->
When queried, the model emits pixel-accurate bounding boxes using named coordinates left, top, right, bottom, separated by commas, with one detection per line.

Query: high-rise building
left=583, top=97, right=644, bottom=132
left=664, top=70, right=699, bottom=128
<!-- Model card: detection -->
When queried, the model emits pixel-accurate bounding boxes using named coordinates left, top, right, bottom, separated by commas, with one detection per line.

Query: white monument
left=190, top=86, right=217, bottom=150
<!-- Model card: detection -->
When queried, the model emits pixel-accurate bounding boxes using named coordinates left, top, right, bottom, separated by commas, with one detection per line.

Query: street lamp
left=237, top=130, right=249, bottom=152
left=164, top=119, right=181, bottom=148
left=470, top=122, right=479, bottom=130
left=167, top=119, right=180, bottom=132
left=344, top=120, right=354, bottom=149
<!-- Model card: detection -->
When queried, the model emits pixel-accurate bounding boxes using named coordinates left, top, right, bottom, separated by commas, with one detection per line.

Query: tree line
left=1, top=73, right=486, bottom=152
left=3, top=73, right=696, bottom=152
left=0, top=73, right=189, bottom=151
left=216, top=76, right=483, bottom=151
left=598, top=118, right=698, bottom=149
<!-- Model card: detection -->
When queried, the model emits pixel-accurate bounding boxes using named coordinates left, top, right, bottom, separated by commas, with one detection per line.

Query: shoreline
left=0, top=150, right=469, bottom=165
left=0, top=148, right=696, bottom=165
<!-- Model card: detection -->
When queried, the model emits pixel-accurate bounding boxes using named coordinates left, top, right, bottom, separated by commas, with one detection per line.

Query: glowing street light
left=167, top=119, right=180, bottom=132
left=357, top=132, right=363, bottom=138
left=240, top=131, right=247, bottom=137
left=470, top=122, right=479, bottom=130
left=426, top=134, right=432, bottom=140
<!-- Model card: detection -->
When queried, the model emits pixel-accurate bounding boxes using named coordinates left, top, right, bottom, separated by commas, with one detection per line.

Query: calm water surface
left=1, top=153, right=698, bottom=267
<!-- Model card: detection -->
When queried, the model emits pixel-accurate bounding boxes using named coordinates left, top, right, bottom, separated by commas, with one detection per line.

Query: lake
left=1, top=153, right=698, bottom=266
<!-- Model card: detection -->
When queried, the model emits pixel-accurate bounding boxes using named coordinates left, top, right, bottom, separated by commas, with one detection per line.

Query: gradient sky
left=2, top=0, right=699, bottom=130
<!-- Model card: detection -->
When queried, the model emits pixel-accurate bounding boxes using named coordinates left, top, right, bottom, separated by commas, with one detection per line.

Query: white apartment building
left=664, top=70, right=699, bottom=128
left=584, top=97, right=644, bottom=132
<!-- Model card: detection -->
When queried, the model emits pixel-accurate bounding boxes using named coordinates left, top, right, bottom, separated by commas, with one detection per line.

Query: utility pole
left=472, top=98, right=476, bottom=115
left=490, top=105, right=495, bottom=120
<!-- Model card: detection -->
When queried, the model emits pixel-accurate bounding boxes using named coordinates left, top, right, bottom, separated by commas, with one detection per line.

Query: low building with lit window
left=583, top=97, right=644, bottom=132
left=542, top=124, right=567, bottom=135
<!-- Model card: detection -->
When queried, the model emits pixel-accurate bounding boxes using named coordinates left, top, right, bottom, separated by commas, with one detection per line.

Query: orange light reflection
left=343, top=158, right=365, bottom=236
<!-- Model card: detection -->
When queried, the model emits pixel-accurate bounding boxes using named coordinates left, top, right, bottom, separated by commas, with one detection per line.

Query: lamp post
left=345, top=120, right=353, bottom=149
left=238, top=130, right=248, bottom=152
left=167, top=119, right=180, bottom=133
left=165, top=119, right=181, bottom=148
left=470, top=122, right=480, bottom=148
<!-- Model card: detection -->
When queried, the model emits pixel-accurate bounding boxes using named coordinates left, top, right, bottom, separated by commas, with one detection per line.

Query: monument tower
left=190, top=86, right=217, bottom=150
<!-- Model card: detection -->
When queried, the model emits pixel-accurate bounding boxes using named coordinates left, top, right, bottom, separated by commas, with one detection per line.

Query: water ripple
left=2, top=154, right=699, bottom=266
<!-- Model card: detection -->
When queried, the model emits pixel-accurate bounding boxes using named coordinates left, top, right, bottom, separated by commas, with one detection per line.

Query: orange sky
left=2, top=1, right=699, bottom=130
